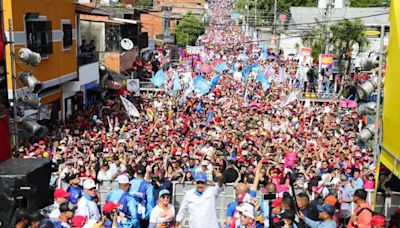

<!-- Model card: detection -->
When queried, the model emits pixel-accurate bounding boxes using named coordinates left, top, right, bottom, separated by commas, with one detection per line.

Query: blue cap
left=195, top=172, right=207, bottom=182
left=227, top=157, right=235, bottom=162
left=159, top=189, right=171, bottom=197
left=317, top=204, right=335, bottom=216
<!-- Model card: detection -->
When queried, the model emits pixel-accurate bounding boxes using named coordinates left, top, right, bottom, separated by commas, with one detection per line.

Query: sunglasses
left=196, top=181, right=206, bottom=185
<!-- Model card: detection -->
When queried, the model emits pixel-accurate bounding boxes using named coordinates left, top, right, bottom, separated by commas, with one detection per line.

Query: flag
left=261, top=41, right=268, bottom=60
left=193, top=76, right=211, bottom=96
left=210, top=74, right=221, bottom=89
left=173, top=73, right=181, bottom=94
left=256, top=68, right=271, bottom=91
left=244, top=87, right=249, bottom=107
left=242, top=63, right=258, bottom=82
left=120, top=96, right=140, bottom=117
left=151, top=70, right=166, bottom=88
left=282, top=91, right=298, bottom=107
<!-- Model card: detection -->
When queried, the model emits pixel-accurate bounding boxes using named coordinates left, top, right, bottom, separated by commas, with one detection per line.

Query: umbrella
left=339, top=99, right=357, bottom=108
left=199, top=64, right=212, bottom=73
left=215, top=63, right=229, bottom=73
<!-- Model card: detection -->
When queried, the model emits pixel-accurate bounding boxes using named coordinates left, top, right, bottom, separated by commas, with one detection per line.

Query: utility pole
left=373, top=25, right=385, bottom=163
left=273, top=0, right=277, bottom=34
left=254, top=0, right=257, bottom=26
left=324, top=0, right=333, bottom=54
left=8, top=19, right=19, bottom=152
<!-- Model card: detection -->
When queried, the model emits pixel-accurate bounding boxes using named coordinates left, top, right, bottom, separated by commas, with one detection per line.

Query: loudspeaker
left=170, top=45, right=179, bottom=62
left=0, top=158, right=52, bottom=227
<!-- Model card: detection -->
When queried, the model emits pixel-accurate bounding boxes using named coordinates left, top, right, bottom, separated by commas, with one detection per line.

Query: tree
left=174, top=12, right=205, bottom=46
left=300, top=26, right=325, bottom=59
left=135, top=0, right=152, bottom=8
left=350, top=0, right=388, bottom=7
left=329, top=19, right=368, bottom=94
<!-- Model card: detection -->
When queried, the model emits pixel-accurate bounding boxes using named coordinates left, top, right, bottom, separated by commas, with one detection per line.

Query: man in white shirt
left=41, top=188, right=70, bottom=220
left=75, top=179, right=101, bottom=222
left=176, top=172, right=224, bottom=228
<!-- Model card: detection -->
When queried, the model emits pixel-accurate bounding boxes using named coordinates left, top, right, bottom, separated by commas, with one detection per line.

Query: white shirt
left=176, top=186, right=224, bottom=228
left=97, top=169, right=113, bottom=182
left=233, top=71, right=242, bottom=82
left=149, top=204, right=176, bottom=226
left=75, top=195, right=101, bottom=222
left=48, top=202, right=60, bottom=220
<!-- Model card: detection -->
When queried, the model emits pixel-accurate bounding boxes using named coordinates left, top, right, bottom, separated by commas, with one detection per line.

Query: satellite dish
left=120, top=38, right=134, bottom=51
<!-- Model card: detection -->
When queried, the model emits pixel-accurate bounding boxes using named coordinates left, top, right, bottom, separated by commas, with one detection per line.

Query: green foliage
left=300, top=26, right=325, bottom=59
left=135, top=0, right=152, bottom=8
left=235, top=0, right=317, bottom=12
left=350, top=0, right=388, bottom=7
left=174, top=12, right=205, bottom=46
left=329, top=19, right=369, bottom=56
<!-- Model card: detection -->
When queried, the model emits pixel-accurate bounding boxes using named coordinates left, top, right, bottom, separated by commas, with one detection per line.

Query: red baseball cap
left=71, top=216, right=87, bottom=228
left=103, top=201, right=120, bottom=213
left=54, top=188, right=70, bottom=198
left=369, top=215, right=385, bottom=226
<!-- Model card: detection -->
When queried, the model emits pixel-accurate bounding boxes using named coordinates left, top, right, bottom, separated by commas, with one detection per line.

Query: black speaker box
left=0, top=158, right=52, bottom=227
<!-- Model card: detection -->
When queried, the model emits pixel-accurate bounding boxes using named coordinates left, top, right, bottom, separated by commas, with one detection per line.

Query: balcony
left=77, top=52, right=99, bottom=67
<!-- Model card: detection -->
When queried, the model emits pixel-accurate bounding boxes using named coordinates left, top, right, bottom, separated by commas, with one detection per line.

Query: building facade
left=3, top=0, right=77, bottom=122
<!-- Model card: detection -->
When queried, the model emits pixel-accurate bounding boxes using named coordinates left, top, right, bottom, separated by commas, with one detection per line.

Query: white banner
left=127, top=79, right=140, bottom=96
left=186, top=46, right=204, bottom=55
left=120, top=96, right=140, bottom=117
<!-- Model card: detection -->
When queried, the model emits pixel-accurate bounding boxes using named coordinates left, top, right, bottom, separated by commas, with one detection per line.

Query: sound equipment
left=170, top=45, right=179, bottom=63
left=0, top=158, right=52, bottom=227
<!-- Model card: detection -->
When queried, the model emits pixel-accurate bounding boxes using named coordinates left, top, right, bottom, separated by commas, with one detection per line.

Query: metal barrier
left=56, top=178, right=400, bottom=225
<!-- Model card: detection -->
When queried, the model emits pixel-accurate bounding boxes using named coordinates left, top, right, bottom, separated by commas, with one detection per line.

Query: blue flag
left=193, top=76, right=211, bottom=96
left=210, top=74, right=221, bottom=89
left=151, top=70, right=166, bottom=88
left=215, top=63, right=229, bottom=73
left=242, top=63, right=258, bottom=82
left=173, top=73, right=181, bottom=94
left=256, top=68, right=271, bottom=91
left=261, top=41, right=268, bottom=60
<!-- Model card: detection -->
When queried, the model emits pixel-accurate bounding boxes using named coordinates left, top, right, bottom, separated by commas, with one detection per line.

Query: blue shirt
left=353, top=177, right=364, bottom=190
left=67, top=185, right=82, bottom=204
left=107, top=189, right=139, bottom=228
left=129, top=178, right=155, bottom=220
left=304, top=217, right=336, bottom=228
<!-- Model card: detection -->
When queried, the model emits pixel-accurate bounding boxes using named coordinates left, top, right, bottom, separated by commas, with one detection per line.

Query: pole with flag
left=120, top=96, right=140, bottom=118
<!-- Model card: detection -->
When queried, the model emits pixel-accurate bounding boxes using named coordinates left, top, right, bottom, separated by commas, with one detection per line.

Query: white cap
left=83, top=179, right=96, bottom=189
left=236, top=203, right=255, bottom=219
left=116, top=175, right=130, bottom=184
left=201, top=160, right=208, bottom=166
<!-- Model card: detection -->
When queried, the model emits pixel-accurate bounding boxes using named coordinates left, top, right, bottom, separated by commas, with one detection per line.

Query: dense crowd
left=12, top=0, right=400, bottom=228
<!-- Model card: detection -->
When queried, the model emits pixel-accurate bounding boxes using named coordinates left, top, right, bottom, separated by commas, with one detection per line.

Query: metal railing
left=56, top=178, right=400, bottom=225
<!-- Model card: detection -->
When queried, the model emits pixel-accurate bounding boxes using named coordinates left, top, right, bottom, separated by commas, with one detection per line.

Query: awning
left=80, top=14, right=123, bottom=24
left=112, top=18, right=139, bottom=25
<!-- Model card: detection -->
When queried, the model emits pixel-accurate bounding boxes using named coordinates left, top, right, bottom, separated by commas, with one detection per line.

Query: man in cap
left=300, top=203, right=336, bottom=228
left=176, top=171, right=224, bottom=228
left=55, top=202, right=76, bottom=228
left=153, top=168, right=172, bottom=201
left=106, top=175, right=139, bottom=227
left=75, top=179, right=101, bottom=222
left=235, top=203, right=256, bottom=228
left=129, top=165, right=155, bottom=228
left=41, top=188, right=70, bottom=220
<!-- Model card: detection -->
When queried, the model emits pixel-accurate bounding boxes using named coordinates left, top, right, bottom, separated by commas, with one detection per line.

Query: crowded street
left=0, top=0, right=399, bottom=228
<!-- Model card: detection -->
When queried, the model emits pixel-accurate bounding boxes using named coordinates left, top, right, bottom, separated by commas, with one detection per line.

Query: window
left=62, top=23, right=72, bottom=49
left=26, top=20, right=53, bottom=56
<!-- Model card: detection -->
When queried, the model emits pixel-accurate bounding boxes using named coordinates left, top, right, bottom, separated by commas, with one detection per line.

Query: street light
left=18, top=48, right=41, bottom=67
left=21, top=118, right=45, bottom=135
left=19, top=93, right=41, bottom=108
left=357, top=102, right=377, bottom=116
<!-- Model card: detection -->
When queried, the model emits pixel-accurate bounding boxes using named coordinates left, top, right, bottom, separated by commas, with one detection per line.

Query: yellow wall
left=381, top=0, right=400, bottom=176
left=3, top=0, right=77, bottom=97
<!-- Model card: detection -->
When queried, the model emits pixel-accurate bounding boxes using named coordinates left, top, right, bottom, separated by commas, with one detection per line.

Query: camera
left=263, top=193, right=276, bottom=201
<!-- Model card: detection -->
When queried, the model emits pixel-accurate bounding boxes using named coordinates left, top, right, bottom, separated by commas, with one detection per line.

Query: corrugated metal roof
left=289, top=7, right=389, bottom=30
